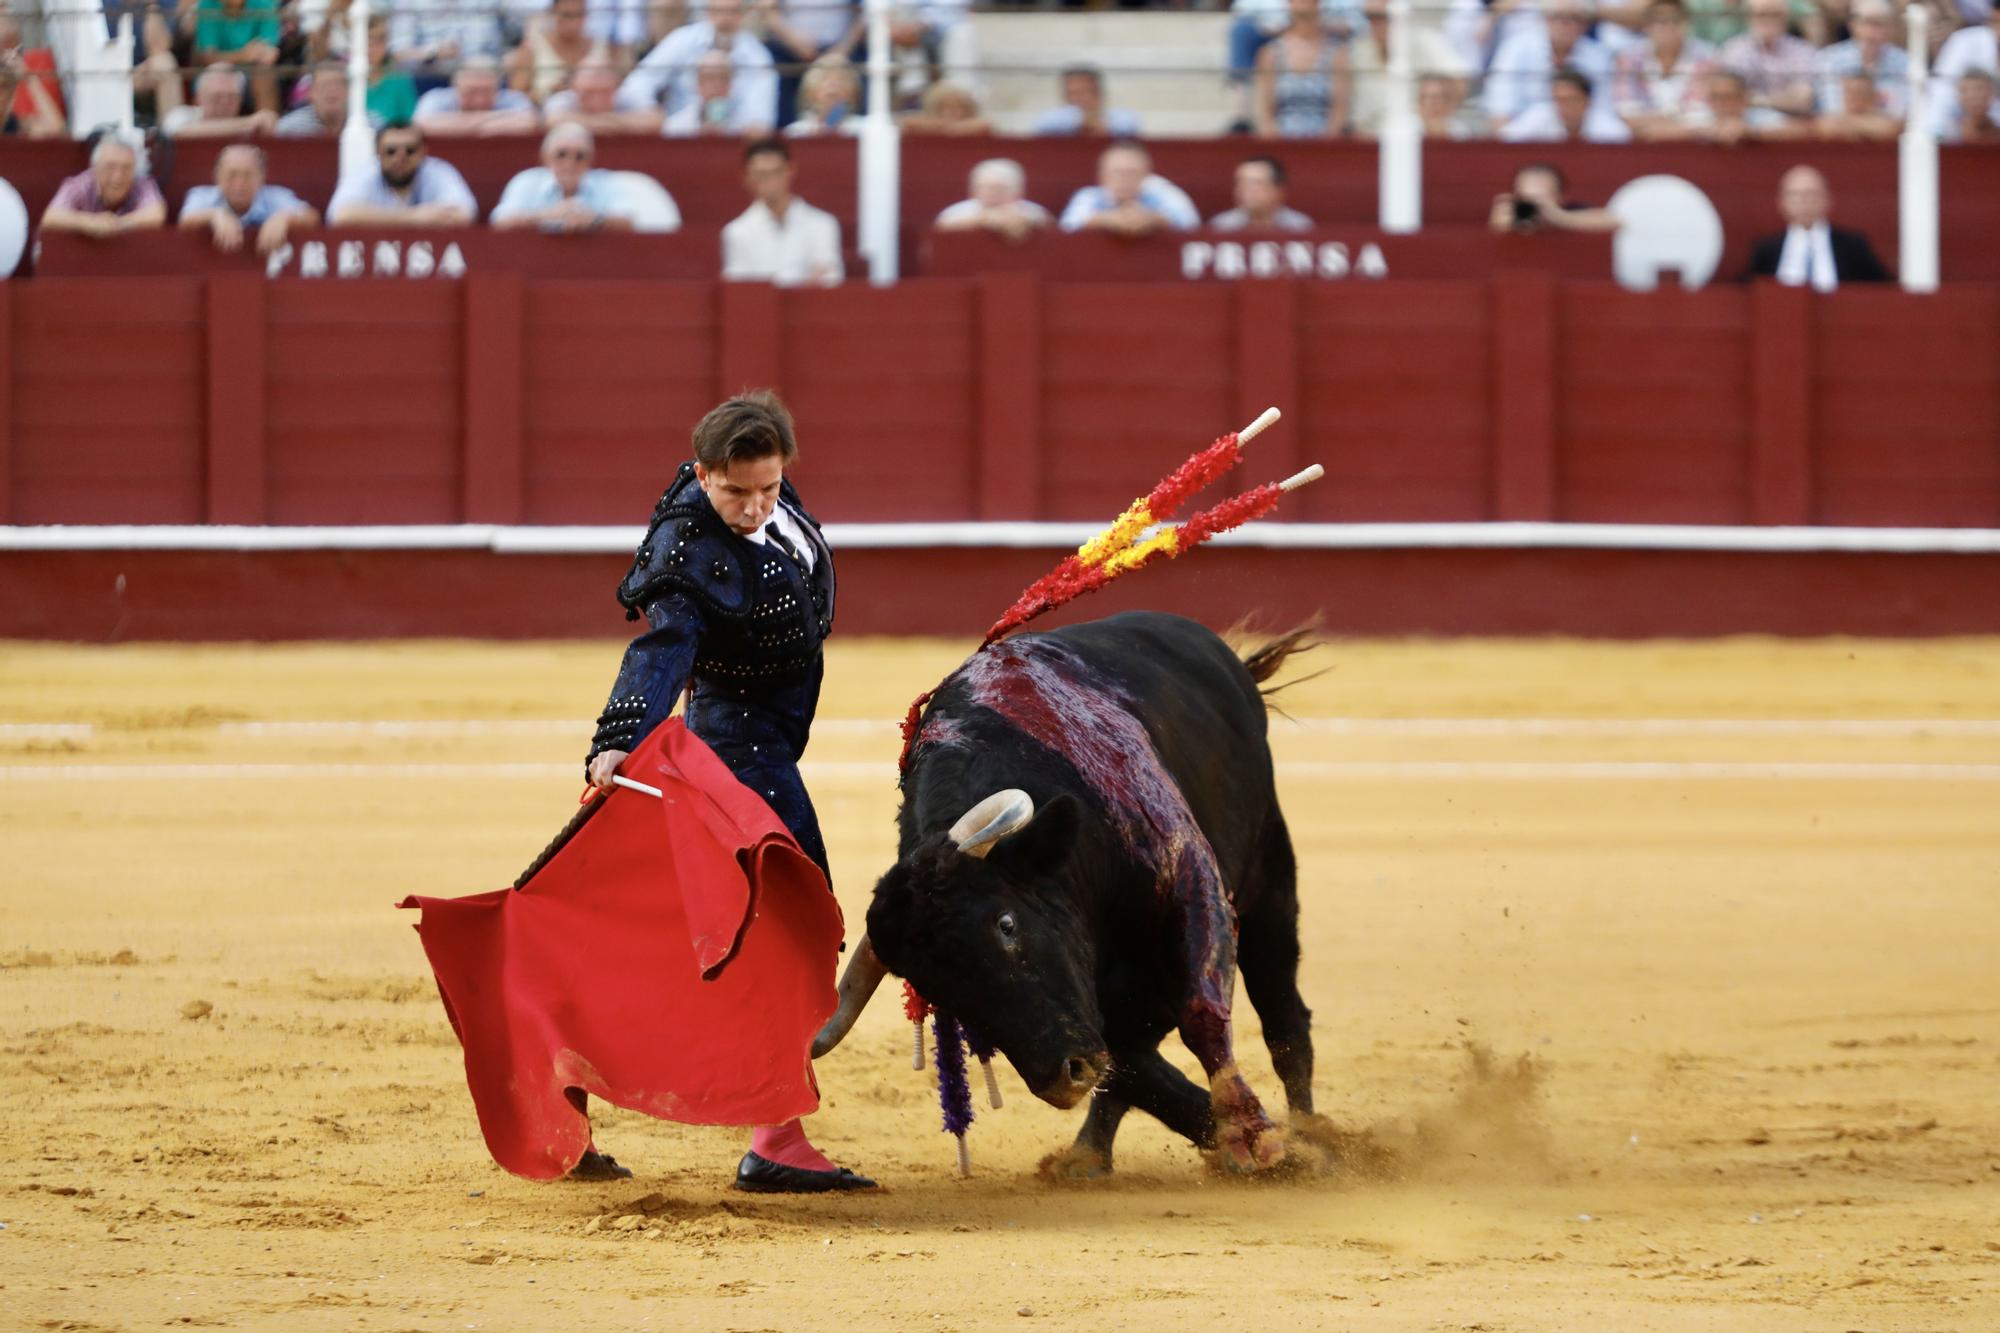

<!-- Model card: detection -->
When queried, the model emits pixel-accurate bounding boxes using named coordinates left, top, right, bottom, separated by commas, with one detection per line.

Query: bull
left=812, top=611, right=1329, bottom=1175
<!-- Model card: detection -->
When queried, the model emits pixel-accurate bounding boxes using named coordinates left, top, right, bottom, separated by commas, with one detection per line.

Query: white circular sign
left=1607, top=174, right=1725, bottom=292
left=0, top=177, right=29, bottom=279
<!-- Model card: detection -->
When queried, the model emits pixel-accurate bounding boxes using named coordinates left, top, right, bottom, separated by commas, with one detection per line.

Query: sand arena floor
left=1, top=634, right=1997, bottom=1331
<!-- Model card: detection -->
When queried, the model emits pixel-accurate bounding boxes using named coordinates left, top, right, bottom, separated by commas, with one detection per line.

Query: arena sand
left=2, top=636, right=1997, bottom=1331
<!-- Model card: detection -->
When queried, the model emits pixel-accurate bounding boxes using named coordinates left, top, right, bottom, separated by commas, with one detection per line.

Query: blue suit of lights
left=589, top=462, right=837, bottom=878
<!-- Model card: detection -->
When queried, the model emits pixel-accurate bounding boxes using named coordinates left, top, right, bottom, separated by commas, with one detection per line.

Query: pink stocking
left=750, top=1119, right=835, bottom=1172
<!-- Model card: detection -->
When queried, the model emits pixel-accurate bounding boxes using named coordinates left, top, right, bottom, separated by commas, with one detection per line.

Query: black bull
left=813, top=611, right=1333, bottom=1175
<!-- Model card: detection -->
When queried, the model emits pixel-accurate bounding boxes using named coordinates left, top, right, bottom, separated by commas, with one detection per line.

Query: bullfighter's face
left=866, top=796, right=1108, bottom=1110
left=696, top=454, right=785, bottom=536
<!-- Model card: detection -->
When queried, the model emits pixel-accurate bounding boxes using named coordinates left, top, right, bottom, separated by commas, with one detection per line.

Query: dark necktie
left=767, top=524, right=804, bottom=569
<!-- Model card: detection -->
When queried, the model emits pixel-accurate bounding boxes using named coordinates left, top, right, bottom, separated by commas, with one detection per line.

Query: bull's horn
left=810, top=936, right=887, bottom=1058
left=949, top=789, right=1035, bottom=858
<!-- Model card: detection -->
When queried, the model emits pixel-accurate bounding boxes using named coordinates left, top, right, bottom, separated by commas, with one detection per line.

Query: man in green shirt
left=193, top=0, right=279, bottom=112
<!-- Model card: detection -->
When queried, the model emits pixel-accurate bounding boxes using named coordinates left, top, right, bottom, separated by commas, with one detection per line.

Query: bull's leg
left=1038, top=1087, right=1129, bottom=1181
left=1237, top=812, right=1316, bottom=1117
left=1172, top=846, right=1286, bottom=1172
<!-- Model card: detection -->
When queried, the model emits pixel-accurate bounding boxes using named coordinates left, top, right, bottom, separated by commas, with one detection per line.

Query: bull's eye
left=996, top=912, right=1018, bottom=939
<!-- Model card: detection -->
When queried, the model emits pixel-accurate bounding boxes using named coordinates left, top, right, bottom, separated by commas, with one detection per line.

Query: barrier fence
left=3, top=271, right=1994, bottom=531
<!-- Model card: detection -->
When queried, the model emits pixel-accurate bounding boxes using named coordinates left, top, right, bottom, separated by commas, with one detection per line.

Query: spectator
left=722, top=137, right=842, bottom=287
left=900, top=80, right=991, bottom=134
left=101, top=0, right=187, bottom=126
left=328, top=123, right=478, bottom=225
left=1443, top=0, right=1546, bottom=76
left=0, top=10, right=67, bottom=137
left=622, top=0, right=778, bottom=129
left=192, top=0, right=280, bottom=113
left=1812, top=0, right=1907, bottom=117
left=1743, top=163, right=1890, bottom=287
left=762, top=0, right=861, bottom=128
left=1255, top=0, right=1350, bottom=138
left=41, top=134, right=168, bottom=237
left=544, top=56, right=664, bottom=133
left=1614, top=0, right=1717, bottom=137
left=1418, top=71, right=1476, bottom=137
left=1484, top=0, right=1616, bottom=130
left=414, top=57, right=542, bottom=133
left=934, top=157, right=1051, bottom=240
left=1816, top=71, right=1901, bottom=138
left=663, top=49, right=766, bottom=133
left=1720, top=0, right=1816, bottom=119
left=165, top=63, right=277, bottom=138
left=178, top=143, right=319, bottom=253
left=492, top=122, right=657, bottom=231
left=507, top=0, right=606, bottom=103
left=277, top=61, right=381, bottom=136
left=1929, top=8, right=1999, bottom=137
left=364, top=16, right=419, bottom=126
left=1944, top=69, right=2000, bottom=141
left=1230, top=0, right=1361, bottom=119
left=1209, top=155, right=1315, bottom=231
left=389, top=0, right=507, bottom=79
left=579, top=0, right=651, bottom=60
left=1488, top=162, right=1621, bottom=233
left=1348, top=0, right=1469, bottom=136
left=786, top=53, right=860, bottom=135
left=1682, top=66, right=1805, bottom=140
left=1032, top=64, right=1141, bottom=136
left=1502, top=68, right=1634, bottom=139
left=1058, top=140, right=1200, bottom=235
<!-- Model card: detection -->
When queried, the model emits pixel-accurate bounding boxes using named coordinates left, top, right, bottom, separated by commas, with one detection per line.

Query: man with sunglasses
left=491, top=123, right=650, bottom=232
left=328, top=123, right=478, bottom=227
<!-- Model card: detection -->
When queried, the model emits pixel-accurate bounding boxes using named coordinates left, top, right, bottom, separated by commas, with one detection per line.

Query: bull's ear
left=987, top=792, right=1080, bottom=880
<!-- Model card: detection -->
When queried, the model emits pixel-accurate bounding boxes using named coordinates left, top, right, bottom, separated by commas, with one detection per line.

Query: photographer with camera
left=1488, top=162, right=1621, bottom=236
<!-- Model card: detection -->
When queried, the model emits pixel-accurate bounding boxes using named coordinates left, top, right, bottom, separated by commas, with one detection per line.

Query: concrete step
left=962, top=12, right=1239, bottom=135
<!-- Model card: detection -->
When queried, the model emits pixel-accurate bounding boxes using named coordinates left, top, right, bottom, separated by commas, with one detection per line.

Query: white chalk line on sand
left=6, top=760, right=2000, bottom=782
left=12, top=717, right=2000, bottom=740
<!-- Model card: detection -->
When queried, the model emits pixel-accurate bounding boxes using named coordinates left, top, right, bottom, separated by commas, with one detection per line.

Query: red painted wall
left=3, top=275, right=1998, bottom=531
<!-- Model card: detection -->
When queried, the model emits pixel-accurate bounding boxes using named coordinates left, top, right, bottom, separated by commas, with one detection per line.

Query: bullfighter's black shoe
left=568, top=1149, right=633, bottom=1181
left=732, top=1152, right=878, bottom=1193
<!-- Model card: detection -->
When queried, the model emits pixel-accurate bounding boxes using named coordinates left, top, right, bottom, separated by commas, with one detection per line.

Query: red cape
left=399, top=719, right=844, bottom=1181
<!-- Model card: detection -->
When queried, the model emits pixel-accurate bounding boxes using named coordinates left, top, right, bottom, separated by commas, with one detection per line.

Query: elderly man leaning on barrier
left=413, top=56, right=542, bottom=135
left=543, top=57, right=664, bottom=135
left=165, top=62, right=276, bottom=138
left=491, top=123, right=664, bottom=232
left=277, top=61, right=383, bottom=137
left=1058, top=141, right=1200, bottom=237
left=180, top=143, right=319, bottom=254
left=935, top=158, right=1050, bottom=242
left=41, top=134, right=167, bottom=237
left=329, top=124, right=478, bottom=227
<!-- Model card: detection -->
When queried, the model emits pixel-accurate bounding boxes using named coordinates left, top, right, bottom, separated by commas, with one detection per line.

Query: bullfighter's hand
left=587, top=749, right=629, bottom=791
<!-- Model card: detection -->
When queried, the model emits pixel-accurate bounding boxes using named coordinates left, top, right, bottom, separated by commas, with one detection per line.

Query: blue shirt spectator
left=328, top=127, right=479, bottom=226
left=1059, top=143, right=1199, bottom=233
left=1031, top=65, right=1142, bottom=136
left=183, top=180, right=309, bottom=225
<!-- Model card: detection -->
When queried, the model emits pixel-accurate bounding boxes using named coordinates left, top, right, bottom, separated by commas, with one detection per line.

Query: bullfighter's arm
left=585, top=592, right=706, bottom=775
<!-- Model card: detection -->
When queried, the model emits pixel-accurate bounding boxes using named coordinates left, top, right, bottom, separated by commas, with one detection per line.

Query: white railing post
left=343, top=0, right=375, bottom=182
left=1377, top=0, right=1421, bottom=233
left=1898, top=4, right=1939, bottom=292
left=50, top=3, right=136, bottom=137
left=857, top=0, right=900, bottom=284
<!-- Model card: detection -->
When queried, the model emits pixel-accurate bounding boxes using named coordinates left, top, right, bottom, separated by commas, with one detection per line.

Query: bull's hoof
left=1206, top=1064, right=1287, bottom=1174
left=1037, top=1144, right=1113, bottom=1182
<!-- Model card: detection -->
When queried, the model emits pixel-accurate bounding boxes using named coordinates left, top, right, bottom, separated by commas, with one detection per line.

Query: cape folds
left=399, top=719, right=844, bottom=1181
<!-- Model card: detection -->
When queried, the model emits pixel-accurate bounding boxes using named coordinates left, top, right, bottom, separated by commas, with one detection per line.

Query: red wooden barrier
left=5, top=275, right=2000, bottom=530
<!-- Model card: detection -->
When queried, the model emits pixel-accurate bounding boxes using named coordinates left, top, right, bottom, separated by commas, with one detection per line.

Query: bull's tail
left=1237, top=624, right=1324, bottom=707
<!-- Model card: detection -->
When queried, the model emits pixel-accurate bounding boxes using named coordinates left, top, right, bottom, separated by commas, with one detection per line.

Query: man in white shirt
left=722, top=138, right=843, bottom=287
left=621, top=0, right=778, bottom=128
